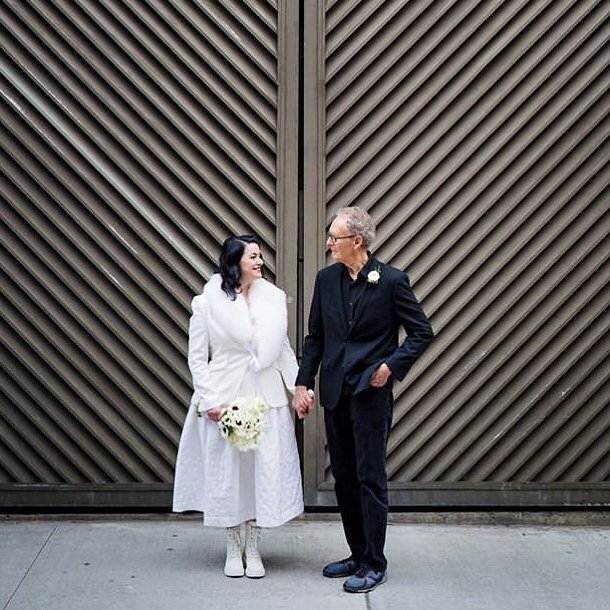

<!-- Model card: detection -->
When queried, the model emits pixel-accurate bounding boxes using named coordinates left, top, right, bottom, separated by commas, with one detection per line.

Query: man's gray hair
left=335, top=207, right=376, bottom=248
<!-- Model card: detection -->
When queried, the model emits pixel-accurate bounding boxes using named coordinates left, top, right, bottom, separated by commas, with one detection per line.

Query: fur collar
left=204, top=274, right=287, bottom=363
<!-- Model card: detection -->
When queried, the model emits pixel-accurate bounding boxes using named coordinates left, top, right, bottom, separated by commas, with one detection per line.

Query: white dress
left=172, top=275, right=304, bottom=528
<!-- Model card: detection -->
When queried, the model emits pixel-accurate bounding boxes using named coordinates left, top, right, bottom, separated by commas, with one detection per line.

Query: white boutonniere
left=367, top=267, right=381, bottom=284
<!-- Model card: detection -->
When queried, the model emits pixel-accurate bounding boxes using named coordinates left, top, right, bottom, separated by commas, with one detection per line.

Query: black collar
left=341, top=252, right=375, bottom=281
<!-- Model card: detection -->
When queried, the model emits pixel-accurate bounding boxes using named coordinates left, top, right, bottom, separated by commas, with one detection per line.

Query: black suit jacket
left=296, top=258, right=433, bottom=410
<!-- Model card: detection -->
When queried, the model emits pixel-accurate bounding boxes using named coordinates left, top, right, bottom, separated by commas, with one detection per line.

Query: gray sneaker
left=322, top=557, right=359, bottom=578
left=343, top=568, right=387, bottom=593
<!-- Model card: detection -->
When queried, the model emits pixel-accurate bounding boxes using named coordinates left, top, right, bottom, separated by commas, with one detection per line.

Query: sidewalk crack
left=3, top=525, right=58, bottom=610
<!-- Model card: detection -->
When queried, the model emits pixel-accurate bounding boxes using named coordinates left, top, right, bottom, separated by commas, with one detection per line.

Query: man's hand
left=206, top=405, right=225, bottom=422
left=292, top=385, right=314, bottom=419
left=370, top=363, right=392, bottom=388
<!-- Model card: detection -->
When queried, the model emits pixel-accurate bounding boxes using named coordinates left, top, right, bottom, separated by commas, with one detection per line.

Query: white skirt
left=172, top=396, right=304, bottom=528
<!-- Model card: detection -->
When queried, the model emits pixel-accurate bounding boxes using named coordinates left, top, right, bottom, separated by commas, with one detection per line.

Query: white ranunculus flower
left=367, top=269, right=381, bottom=284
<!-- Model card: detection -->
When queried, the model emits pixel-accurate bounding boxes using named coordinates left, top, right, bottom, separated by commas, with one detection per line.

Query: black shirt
left=340, top=256, right=376, bottom=329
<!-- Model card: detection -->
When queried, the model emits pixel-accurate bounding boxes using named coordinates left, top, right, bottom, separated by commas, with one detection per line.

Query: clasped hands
left=292, top=363, right=392, bottom=419
left=292, top=386, right=314, bottom=420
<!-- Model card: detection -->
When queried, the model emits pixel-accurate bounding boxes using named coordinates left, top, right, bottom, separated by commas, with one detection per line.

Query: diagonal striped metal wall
left=0, top=0, right=299, bottom=509
left=1, top=0, right=608, bottom=511
left=302, top=0, right=609, bottom=507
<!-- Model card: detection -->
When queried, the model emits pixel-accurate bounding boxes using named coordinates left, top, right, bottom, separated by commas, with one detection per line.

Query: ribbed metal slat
left=0, top=0, right=298, bottom=508
left=303, top=0, right=609, bottom=507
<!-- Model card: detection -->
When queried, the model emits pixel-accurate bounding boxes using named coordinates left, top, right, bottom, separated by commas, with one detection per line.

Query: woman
left=173, top=235, right=304, bottom=578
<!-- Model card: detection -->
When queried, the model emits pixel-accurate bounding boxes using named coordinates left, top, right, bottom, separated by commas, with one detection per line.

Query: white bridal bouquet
left=218, top=396, right=268, bottom=452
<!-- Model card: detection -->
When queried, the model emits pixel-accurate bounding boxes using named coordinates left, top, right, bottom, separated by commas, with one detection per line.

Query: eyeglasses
left=327, top=233, right=356, bottom=244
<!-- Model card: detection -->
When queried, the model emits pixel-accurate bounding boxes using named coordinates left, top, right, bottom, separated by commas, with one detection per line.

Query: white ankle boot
left=244, top=521, right=265, bottom=578
left=224, top=525, right=244, bottom=577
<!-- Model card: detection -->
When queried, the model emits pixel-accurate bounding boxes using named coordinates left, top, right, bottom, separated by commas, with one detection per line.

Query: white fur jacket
left=188, top=273, right=299, bottom=411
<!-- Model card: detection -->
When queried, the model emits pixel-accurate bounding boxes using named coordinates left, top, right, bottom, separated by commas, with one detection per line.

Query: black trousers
left=324, top=384, right=393, bottom=573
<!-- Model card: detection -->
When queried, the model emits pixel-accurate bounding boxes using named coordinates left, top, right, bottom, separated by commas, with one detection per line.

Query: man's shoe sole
left=343, top=574, right=387, bottom=593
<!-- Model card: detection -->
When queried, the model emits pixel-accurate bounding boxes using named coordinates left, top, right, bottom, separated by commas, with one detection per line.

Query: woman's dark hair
left=218, top=235, right=261, bottom=300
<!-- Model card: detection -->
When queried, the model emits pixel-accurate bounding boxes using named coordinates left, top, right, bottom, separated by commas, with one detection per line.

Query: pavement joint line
left=3, top=524, right=58, bottom=610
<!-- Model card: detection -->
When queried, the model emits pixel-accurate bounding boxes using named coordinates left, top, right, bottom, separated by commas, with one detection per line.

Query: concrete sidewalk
left=1, top=514, right=608, bottom=610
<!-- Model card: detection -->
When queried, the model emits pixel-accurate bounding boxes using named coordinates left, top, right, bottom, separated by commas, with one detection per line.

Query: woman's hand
left=206, top=406, right=225, bottom=422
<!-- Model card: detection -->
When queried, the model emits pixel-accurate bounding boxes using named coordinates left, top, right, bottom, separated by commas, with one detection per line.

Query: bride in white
left=173, top=235, right=304, bottom=578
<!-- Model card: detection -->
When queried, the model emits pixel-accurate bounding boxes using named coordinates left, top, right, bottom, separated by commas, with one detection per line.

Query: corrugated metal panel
left=303, top=0, right=609, bottom=507
left=0, top=0, right=299, bottom=508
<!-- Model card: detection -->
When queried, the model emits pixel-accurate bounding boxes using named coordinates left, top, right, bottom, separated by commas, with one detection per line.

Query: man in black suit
left=293, top=207, right=433, bottom=594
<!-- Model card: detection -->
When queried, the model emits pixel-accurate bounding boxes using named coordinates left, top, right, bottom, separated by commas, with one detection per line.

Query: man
left=293, top=207, right=433, bottom=594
